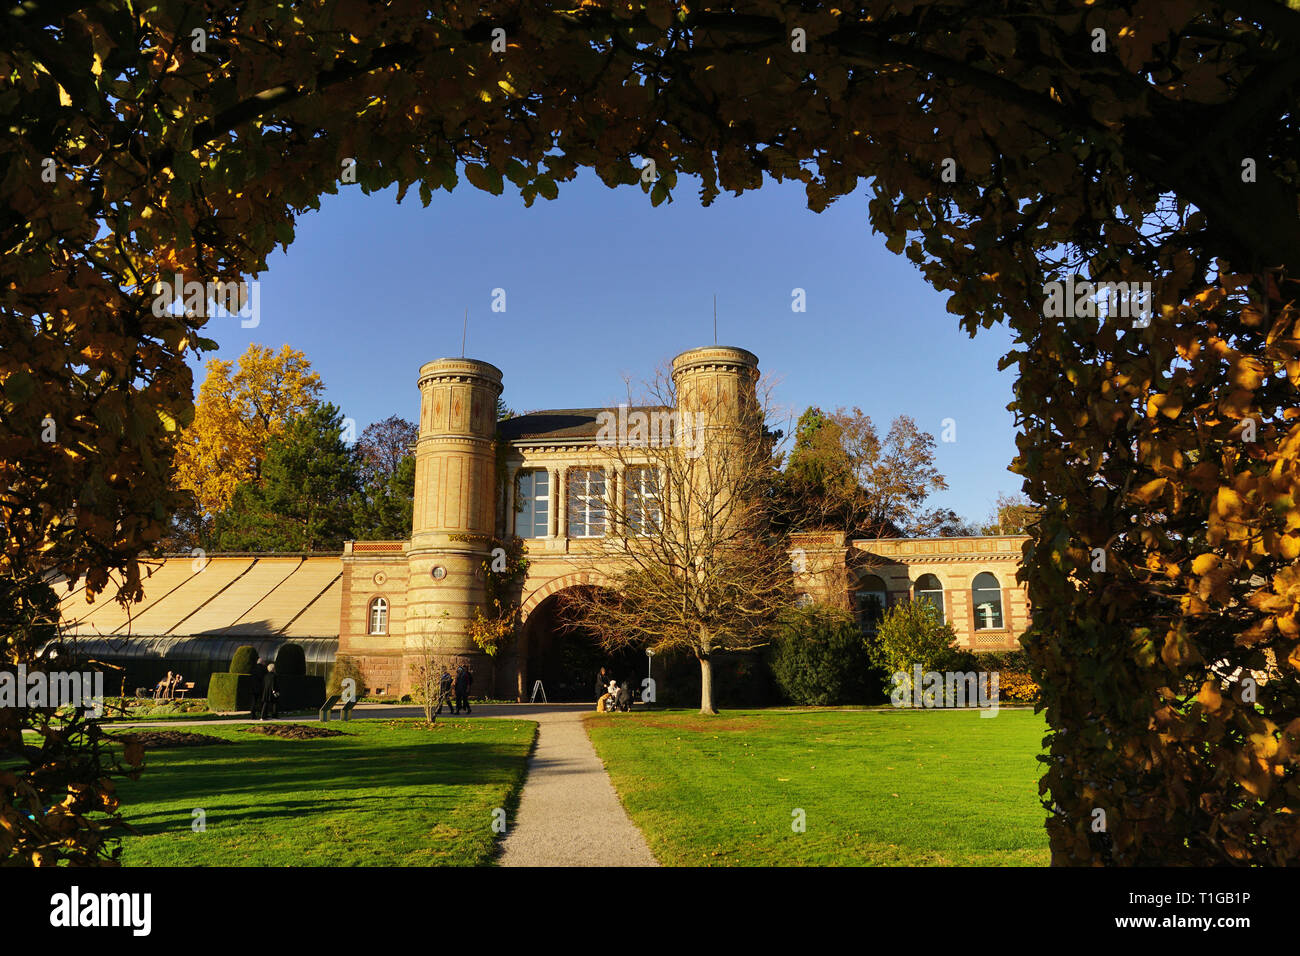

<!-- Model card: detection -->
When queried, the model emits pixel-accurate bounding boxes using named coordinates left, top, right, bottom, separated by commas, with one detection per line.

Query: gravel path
left=492, top=704, right=659, bottom=867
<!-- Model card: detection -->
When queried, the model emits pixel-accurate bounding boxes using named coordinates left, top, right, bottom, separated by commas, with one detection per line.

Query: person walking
left=435, top=668, right=454, bottom=716
left=453, top=665, right=471, bottom=715
left=250, top=657, right=268, bottom=718
left=259, top=662, right=278, bottom=720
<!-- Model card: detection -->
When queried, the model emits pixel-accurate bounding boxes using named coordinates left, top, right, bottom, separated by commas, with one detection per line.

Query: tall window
left=913, top=574, right=944, bottom=622
left=567, top=468, right=607, bottom=538
left=625, top=465, right=661, bottom=536
left=855, top=575, right=888, bottom=633
left=972, top=572, right=1004, bottom=629
left=516, top=469, right=549, bottom=538
left=368, top=597, right=388, bottom=635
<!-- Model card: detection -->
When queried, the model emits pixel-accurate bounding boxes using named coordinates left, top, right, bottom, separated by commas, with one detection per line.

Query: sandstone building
left=54, top=345, right=1029, bottom=700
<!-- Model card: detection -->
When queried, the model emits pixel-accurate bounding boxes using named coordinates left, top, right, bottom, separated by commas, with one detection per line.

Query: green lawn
left=586, top=708, right=1049, bottom=866
left=114, top=719, right=537, bottom=866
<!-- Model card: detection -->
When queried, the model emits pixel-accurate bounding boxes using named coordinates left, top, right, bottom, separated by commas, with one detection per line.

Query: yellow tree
left=173, top=344, right=322, bottom=538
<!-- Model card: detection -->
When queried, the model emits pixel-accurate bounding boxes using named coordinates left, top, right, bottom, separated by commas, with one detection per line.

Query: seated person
left=616, top=682, right=632, bottom=712
left=154, top=671, right=174, bottom=701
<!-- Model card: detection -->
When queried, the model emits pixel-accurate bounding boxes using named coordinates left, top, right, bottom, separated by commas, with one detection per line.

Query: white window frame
left=567, top=468, right=607, bottom=538
left=368, top=596, right=389, bottom=635
left=913, top=575, right=944, bottom=623
left=972, top=572, right=1004, bottom=630
left=624, top=465, right=662, bottom=536
left=516, top=469, right=550, bottom=538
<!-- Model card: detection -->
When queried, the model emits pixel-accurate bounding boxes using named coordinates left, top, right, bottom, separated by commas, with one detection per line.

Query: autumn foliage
left=4, top=0, right=1300, bottom=863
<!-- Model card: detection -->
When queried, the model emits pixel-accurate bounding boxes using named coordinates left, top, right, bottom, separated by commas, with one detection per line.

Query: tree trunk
left=698, top=654, right=717, bottom=715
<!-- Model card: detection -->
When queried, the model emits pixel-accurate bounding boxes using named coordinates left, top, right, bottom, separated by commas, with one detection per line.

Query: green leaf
left=4, top=369, right=34, bottom=404
left=465, top=164, right=503, bottom=195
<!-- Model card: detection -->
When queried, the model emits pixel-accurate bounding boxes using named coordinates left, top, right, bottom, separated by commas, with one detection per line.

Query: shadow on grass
left=121, top=737, right=528, bottom=837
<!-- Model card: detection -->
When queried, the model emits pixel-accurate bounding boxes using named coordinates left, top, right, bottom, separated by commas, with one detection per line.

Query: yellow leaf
left=1133, top=478, right=1167, bottom=503
left=1197, top=680, right=1223, bottom=712
left=1191, top=553, right=1220, bottom=575
left=1215, top=487, right=1244, bottom=516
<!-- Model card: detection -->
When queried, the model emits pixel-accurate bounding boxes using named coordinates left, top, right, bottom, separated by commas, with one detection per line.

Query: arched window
left=913, top=574, right=944, bottom=622
left=368, top=597, right=388, bottom=635
left=855, top=575, right=888, bottom=633
left=972, top=572, right=1004, bottom=630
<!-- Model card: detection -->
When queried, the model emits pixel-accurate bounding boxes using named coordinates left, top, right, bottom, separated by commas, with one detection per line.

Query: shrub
left=970, top=650, right=1038, bottom=702
left=274, top=675, right=327, bottom=710
left=972, top=649, right=1029, bottom=672
left=276, top=642, right=306, bottom=676
left=207, top=673, right=255, bottom=711
left=992, top=670, right=1040, bottom=703
left=771, top=603, right=877, bottom=706
left=326, top=655, right=367, bottom=698
left=870, top=599, right=975, bottom=691
left=230, top=645, right=260, bottom=674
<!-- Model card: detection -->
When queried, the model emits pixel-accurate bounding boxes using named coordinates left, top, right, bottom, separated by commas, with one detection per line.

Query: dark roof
left=498, top=406, right=670, bottom=442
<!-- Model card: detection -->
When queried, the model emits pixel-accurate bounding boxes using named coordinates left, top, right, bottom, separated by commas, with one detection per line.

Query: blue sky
left=191, top=170, right=1022, bottom=524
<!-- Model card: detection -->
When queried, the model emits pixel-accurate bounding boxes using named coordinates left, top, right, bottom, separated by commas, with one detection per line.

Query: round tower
left=405, top=357, right=503, bottom=689
left=671, top=345, right=760, bottom=430
left=670, top=347, right=761, bottom=531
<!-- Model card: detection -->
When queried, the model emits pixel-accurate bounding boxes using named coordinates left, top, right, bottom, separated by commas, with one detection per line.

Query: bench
left=174, top=681, right=196, bottom=700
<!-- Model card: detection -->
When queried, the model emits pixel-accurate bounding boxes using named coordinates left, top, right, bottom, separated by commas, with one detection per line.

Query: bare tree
left=356, top=415, right=418, bottom=487
left=407, top=612, right=449, bottom=724
left=562, top=365, right=794, bottom=715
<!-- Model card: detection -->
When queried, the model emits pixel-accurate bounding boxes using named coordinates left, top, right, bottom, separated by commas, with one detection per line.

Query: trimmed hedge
left=207, top=673, right=326, bottom=711
left=972, top=649, right=1029, bottom=672
left=275, top=642, right=306, bottom=676
left=207, top=673, right=255, bottom=711
left=274, top=675, right=327, bottom=710
left=230, top=645, right=259, bottom=674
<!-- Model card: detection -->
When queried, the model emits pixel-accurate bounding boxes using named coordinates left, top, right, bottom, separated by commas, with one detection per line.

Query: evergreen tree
left=352, top=452, right=415, bottom=541
left=213, top=403, right=362, bottom=552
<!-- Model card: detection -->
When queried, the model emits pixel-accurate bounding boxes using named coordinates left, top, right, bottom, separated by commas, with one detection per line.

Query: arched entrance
left=516, top=586, right=645, bottom=702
